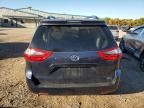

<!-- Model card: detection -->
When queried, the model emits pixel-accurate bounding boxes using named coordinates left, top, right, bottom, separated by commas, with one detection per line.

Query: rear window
left=31, top=25, right=115, bottom=52
left=108, top=26, right=118, bottom=30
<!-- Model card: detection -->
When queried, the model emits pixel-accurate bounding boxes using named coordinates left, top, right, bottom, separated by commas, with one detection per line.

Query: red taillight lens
left=24, top=48, right=53, bottom=61
left=97, top=47, right=122, bottom=61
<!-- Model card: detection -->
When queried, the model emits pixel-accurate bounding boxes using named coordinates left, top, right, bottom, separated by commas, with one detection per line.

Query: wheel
left=119, top=40, right=127, bottom=53
left=140, top=54, right=144, bottom=72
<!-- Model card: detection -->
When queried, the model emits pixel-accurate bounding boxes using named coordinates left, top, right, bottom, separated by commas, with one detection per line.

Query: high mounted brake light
left=97, top=47, right=122, bottom=61
left=24, top=47, right=53, bottom=62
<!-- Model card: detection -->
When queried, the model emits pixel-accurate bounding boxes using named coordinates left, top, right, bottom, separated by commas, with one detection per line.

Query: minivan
left=24, top=19, right=122, bottom=94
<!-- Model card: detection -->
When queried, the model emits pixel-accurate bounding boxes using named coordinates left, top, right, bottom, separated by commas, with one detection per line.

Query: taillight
left=97, top=47, right=122, bottom=61
left=24, top=47, right=53, bottom=61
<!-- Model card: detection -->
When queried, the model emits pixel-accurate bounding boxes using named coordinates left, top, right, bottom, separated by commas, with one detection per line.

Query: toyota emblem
left=70, top=55, right=79, bottom=62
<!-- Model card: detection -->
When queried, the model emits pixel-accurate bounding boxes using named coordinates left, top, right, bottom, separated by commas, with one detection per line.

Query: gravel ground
left=0, top=28, right=144, bottom=108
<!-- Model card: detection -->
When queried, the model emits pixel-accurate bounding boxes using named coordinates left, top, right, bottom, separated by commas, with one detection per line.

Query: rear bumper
left=26, top=69, right=121, bottom=94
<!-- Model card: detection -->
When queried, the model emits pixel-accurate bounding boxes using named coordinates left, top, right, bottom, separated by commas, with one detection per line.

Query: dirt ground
left=0, top=28, right=144, bottom=108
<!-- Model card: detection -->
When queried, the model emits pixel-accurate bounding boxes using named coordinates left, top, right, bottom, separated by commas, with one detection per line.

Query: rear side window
left=31, top=25, right=115, bottom=52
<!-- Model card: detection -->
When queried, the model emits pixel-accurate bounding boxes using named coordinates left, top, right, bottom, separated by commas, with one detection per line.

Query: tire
left=119, top=40, right=127, bottom=53
left=140, top=54, right=144, bottom=72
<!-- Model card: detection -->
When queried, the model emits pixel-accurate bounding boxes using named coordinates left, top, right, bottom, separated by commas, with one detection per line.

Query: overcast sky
left=0, top=0, right=144, bottom=19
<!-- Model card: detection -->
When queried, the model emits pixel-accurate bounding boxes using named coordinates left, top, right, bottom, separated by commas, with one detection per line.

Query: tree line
left=103, top=17, right=144, bottom=26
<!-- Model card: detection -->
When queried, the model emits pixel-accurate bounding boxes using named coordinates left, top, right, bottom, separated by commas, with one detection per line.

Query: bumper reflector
left=26, top=70, right=32, bottom=79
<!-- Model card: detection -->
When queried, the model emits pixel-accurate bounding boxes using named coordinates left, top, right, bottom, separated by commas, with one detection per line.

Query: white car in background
left=108, top=25, right=119, bottom=40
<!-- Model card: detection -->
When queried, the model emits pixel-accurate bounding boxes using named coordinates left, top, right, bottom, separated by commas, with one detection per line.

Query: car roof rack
left=40, top=19, right=105, bottom=26
left=45, top=15, right=99, bottom=20
left=47, top=16, right=56, bottom=19
left=86, top=16, right=99, bottom=20
left=40, top=15, right=106, bottom=25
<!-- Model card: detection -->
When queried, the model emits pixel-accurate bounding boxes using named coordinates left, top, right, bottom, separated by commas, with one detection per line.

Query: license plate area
left=44, top=64, right=109, bottom=84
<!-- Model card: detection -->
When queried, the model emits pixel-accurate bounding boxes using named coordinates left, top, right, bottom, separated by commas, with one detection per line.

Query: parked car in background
left=119, top=26, right=144, bottom=72
left=121, top=25, right=129, bottom=32
left=108, top=25, right=119, bottom=40
left=24, top=19, right=122, bottom=94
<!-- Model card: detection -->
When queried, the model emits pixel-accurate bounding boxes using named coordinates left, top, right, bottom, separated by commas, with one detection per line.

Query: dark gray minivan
left=24, top=19, right=122, bottom=94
